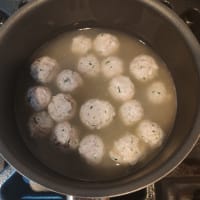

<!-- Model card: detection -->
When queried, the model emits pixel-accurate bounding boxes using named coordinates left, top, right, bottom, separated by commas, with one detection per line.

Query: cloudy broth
left=15, top=28, right=177, bottom=181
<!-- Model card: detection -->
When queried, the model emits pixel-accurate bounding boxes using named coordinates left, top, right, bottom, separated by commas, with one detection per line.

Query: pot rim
left=0, top=0, right=200, bottom=197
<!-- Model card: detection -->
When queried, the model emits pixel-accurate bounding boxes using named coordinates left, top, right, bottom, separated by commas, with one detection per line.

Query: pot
left=0, top=0, right=199, bottom=197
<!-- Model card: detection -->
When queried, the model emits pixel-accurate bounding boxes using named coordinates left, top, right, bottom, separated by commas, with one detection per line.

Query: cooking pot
left=0, top=0, right=200, bottom=197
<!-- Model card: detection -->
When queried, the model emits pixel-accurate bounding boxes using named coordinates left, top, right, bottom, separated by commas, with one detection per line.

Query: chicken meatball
left=48, top=93, right=76, bottom=122
left=136, top=120, right=164, bottom=148
left=77, top=54, right=100, bottom=77
left=31, top=56, right=59, bottom=83
left=108, top=75, right=135, bottom=102
left=71, top=35, right=92, bottom=55
left=27, top=86, right=52, bottom=111
left=56, top=69, right=83, bottom=92
left=93, top=33, right=120, bottom=56
left=109, top=134, right=144, bottom=165
left=119, top=100, right=144, bottom=126
left=147, top=81, right=170, bottom=104
left=130, top=55, right=158, bottom=82
left=28, top=111, right=54, bottom=138
left=52, top=121, right=79, bottom=150
left=79, top=134, right=104, bottom=165
left=101, top=56, right=124, bottom=79
left=80, top=99, right=115, bottom=130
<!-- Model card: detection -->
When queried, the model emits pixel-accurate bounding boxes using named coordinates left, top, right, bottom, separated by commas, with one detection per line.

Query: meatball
left=56, top=69, right=83, bottom=92
left=109, top=133, right=144, bottom=165
left=119, top=100, right=144, bottom=126
left=79, top=134, right=104, bottom=165
left=28, top=111, right=54, bottom=138
left=71, top=35, right=92, bottom=55
left=52, top=121, right=79, bottom=150
left=108, top=75, right=135, bottom=102
left=31, top=56, right=59, bottom=83
left=27, top=86, right=52, bottom=111
left=147, top=81, right=170, bottom=104
left=48, top=93, right=76, bottom=122
left=101, top=56, right=124, bottom=79
left=136, top=120, right=164, bottom=148
left=93, top=33, right=120, bottom=56
left=80, top=99, right=115, bottom=130
left=77, top=54, right=100, bottom=77
left=129, top=55, right=158, bottom=82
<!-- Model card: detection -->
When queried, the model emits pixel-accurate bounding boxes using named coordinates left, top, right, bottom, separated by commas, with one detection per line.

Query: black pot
left=0, top=0, right=199, bottom=197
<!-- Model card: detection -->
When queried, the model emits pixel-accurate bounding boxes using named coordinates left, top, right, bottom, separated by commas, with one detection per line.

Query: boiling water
left=15, top=28, right=177, bottom=181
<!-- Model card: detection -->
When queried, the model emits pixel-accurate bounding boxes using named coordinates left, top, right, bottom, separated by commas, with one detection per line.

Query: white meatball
left=101, top=56, right=124, bottom=78
left=56, top=69, right=83, bottom=92
left=71, top=35, right=92, bottom=55
left=147, top=81, right=169, bottom=104
left=28, top=111, right=54, bottom=138
left=130, top=55, right=158, bottom=82
left=108, top=75, right=135, bottom=102
left=48, top=93, right=76, bottom=122
left=77, top=54, right=100, bottom=77
left=80, top=99, right=115, bottom=130
left=119, top=100, right=144, bottom=126
left=93, top=33, right=120, bottom=56
left=109, top=134, right=144, bottom=165
left=31, top=56, right=59, bottom=83
left=79, top=134, right=104, bottom=165
left=52, top=121, right=79, bottom=150
left=136, top=120, right=164, bottom=148
left=27, top=86, right=52, bottom=111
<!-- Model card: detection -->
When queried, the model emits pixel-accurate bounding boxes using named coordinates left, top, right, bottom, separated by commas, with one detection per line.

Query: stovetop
left=0, top=0, right=199, bottom=200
